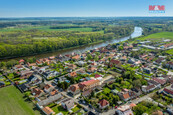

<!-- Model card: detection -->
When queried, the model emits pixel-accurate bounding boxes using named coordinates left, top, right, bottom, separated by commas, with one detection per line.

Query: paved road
left=60, top=91, right=98, bottom=114
left=132, top=85, right=171, bottom=104
left=100, top=85, right=172, bottom=115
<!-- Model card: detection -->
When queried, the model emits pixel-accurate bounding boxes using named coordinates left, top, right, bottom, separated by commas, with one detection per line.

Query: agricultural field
left=0, top=86, right=40, bottom=115
left=0, top=25, right=92, bottom=32
left=136, top=32, right=173, bottom=41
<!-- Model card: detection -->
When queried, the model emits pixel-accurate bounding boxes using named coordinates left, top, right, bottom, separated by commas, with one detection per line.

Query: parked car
left=83, top=108, right=88, bottom=112
left=89, top=104, right=93, bottom=108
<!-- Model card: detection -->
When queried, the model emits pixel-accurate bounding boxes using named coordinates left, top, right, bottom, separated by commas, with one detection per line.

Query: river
left=1, top=27, right=142, bottom=61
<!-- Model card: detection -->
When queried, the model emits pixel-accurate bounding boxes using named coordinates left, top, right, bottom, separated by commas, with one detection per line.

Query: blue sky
left=0, top=0, right=172, bottom=17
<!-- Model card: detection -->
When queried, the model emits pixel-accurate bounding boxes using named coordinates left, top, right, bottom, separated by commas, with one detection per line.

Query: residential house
left=72, top=55, right=80, bottom=60
left=76, top=61, right=85, bottom=67
left=27, top=62, right=36, bottom=67
left=43, top=70, right=60, bottom=79
left=0, top=81, right=5, bottom=88
left=36, top=60, right=43, bottom=65
left=95, top=74, right=102, bottom=78
left=98, top=99, right=109, bottom=109
left=50, top=89, right=58, bottom=96
left=154, top=57, right=165, bottom=65
left=118, top=92, right=130, bottom=101
left=18, top=83, right=29, bottom=92
left=87, top=67, right=97, bottom=73
left=49, top=56, right=55, bottom=60
left=69, top=79, right=100, bottom=96
left=128, top=58, right=135, bottom=64
left=44, top=84, right=54, bottom=93
left=76, top=69, right=86, bottom=75
left=19, top=70, right=33, bottom=79
left=128, top=91, right=137, bottom=99
left=19, top=59, right=25, bottom=64
left=78, top=79, right=100, bottom=91
left=152, top=78, right=166, bottom=86
left=163, top=42, right=173, bottom=49
left=42, top=106, right=55, bottom=115
left=115, top=105, right=134, bottom=115
left=37, top=94, right=62, bottom=107
left=27, top=74, right=42, bottom=86
left=66, top=64, right=77, bottom=72
left=31, top=88, right=44, bottom=97
left=82, top=89, right=92, bottom=97
left=143, top=68, right=151, bottom=74
left=68, top=72, right=77, bottom=78
left=69, top=84, right=81, bottom=96
left=61, top=98, right=74, bottom=110
left=111, top=89, right=119, bottom=95
left=142, top=85, right=156, bottom=93
left=110, top=59, right=121, bottom=67
left=91, top=62, right=97, bottom=66
left=148, top=80, right=161, bottom=89
left=163, top=87, right=173, bottom=97
left=13, top=64, right=24, bottom=71
left=166, top=62, right=173, bottom=69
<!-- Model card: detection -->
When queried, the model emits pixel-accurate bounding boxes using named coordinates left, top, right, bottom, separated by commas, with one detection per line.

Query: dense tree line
left=0, top=26, right=133, bottom=58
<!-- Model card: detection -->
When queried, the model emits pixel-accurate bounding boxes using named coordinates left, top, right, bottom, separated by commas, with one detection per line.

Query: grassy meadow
left=136, top=32, right=173, bottom=41
left=0, top=25, right=93, bottom=32
left=0, top=86, right=40, bottom=115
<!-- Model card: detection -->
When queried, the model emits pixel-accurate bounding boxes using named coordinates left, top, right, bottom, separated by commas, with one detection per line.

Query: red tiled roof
left=42, top=107, right=54, bottom=115
left=44, top=84, right=53, bottom=90
left=163, top=88, right=173, bottom=95
left=146, top=85, right=155, bottom=90
left=80, top=79, right=99, bottom=86
left=153, top=78, right=166, bottom=85
left=70, top=84, right=80, bottom=92
left=95, top=74, right=101, bottom=78
left=167, top=61, right=173, bottom=65
left=123, top=93, right=130, bottom=99
left=50, top=89, right=58, bottom=96
left=110, top=59, right=120, bottom=65
left=164, top=43, right=173, bottom=48
left=99, top=99, right=109, bottom=107
left=19, top=59, right=25, bottom=63
left=69, top=72, right=77, bottom=77
left=32, top=88, right=43, bottom=97
left=72, top=55, right=80, bottom=60
left=129, top=103, right=136, bottom=108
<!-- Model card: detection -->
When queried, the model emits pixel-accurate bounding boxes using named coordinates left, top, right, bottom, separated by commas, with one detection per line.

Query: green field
left=136, top=32, right=173, bottom=41
left=166, top=49, right=173, bottom=55
left=0, top=86, right=40, bottom=115
left=0, top=25, right=93, bottom=32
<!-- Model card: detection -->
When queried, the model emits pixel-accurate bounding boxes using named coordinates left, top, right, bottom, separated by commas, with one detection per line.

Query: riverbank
left=0, top=35, right=130, bottom=61
left=0, top=40, right=104, bottom=61
left=0, top=27, right=141, bottom=62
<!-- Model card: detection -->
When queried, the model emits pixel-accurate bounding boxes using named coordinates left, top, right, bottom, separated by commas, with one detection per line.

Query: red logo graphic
left=149, top=5, right=165, bottom=11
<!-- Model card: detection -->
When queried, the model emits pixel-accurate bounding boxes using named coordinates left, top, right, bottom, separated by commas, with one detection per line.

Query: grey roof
left=37, top=93, right=62, bottom=106
left=0, top=81, right=5, bottom=86
left=62, top=98, right=74, bottom=110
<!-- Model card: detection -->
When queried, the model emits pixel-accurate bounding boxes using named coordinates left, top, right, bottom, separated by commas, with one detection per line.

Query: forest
left=0, top=17, right=173, bottom=59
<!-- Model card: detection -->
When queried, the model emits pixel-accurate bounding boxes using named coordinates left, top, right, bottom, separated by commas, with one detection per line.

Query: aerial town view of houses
left=1, top=0, right=173, bottom=115
left=0, top=34, right=173, bottom=115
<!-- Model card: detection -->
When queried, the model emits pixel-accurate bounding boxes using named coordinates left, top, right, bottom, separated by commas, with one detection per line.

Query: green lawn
left=166, top=49, right=173, bottom=55
left=51, top=105, right=69, bottom=115
left=71, top=105, right=81, bottom=113
left=136, top=32, right=173, bottom=41
left=0, top=86, right=40, bottom=115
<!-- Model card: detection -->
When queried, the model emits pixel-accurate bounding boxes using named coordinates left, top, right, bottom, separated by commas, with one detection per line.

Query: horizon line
left=0, top=16, right=173, bottom=18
